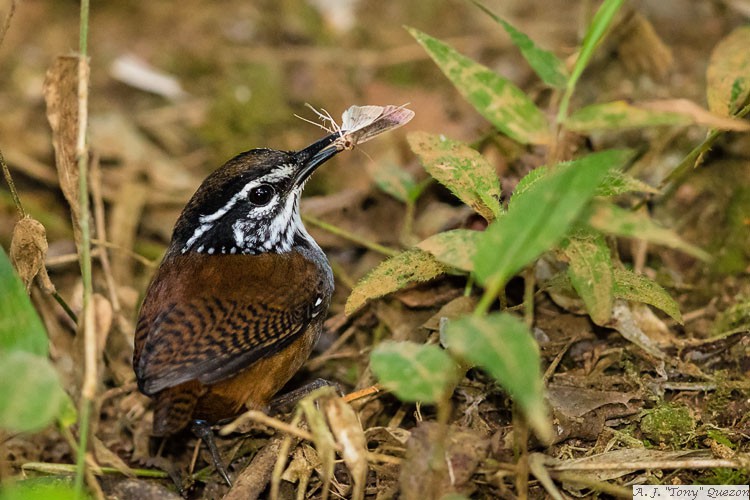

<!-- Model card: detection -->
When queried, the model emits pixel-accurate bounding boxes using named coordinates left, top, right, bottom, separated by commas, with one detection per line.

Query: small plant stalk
left=74, top=0, right=94, bottom=497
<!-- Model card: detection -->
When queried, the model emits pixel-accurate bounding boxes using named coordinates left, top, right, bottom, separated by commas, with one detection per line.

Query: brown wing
left=134, top=251, right=329, bottom=396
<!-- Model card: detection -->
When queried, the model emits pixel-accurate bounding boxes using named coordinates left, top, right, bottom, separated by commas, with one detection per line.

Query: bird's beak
left=293, top=133, right=341, bottom=186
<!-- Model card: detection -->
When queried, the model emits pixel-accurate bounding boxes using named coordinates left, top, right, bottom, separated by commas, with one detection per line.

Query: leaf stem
left=74, top=0, right=93, bottom=497
left=523, top=266, right=535, bottom=328
left=661, top=101, right=750, bottom=190
left=23, top=461, right=169, bottom=478
left=556, top=0, right=624, bottom=123
left=1, top=148, right=25, bottom=217
left=474, top=277, right=503, bottom=316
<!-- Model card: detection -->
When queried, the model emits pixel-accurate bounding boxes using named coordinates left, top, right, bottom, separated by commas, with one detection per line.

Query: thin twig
left=306, top=325, right=358, bottom=371
left=91, top=239, right=157, bottom=268
left=550, top=458, right=748, bottom=471
left=343, top=384, right=382, bottom=403
left=0, top=148, right=24, bottom=217
left=302, top=214, right=399, bottom=257
left=0, top=0, right=17, bottom=49
left=221, top=410, right=314, bottom=440
left=51, top=290, right=79, bottom=325
left=22, top=462, right=169, bottom=478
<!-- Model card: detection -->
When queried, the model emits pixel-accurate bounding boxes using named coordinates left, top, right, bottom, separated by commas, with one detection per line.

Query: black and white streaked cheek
left=181, top=180, right=280, bottom=254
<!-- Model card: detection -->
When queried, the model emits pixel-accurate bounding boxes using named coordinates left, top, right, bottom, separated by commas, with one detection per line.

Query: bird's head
left=170, top=133, right=341, bottom=256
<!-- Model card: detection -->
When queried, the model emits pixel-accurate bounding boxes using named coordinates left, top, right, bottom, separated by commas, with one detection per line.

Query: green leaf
left=444, top=313, right=551, bottom=442
left=513, top=165, right=656, bottom=202
left=557, top=0, right=625, bottom=121
left=408, top=132, right=502, bottom=220
left=707, top=25, right=750, bottom=116
left=0, top=351, right=66, bottom=433
left=613, top=268, right=682, bottom=323
left=370, top=341, right=458, bottom=403
left=0, top=247, right=49, bottom=356
left=407, top=27, right=552, bottom=145
left=584, top=200, right=711, bottom=261
left=561, top=231, right=613, bottom=325
left=509, top=165, right=549, bottom=206
left=417, top=229, right=482, bottom=272
left=596, top=170, right=659, bottom=196
left=473, top=1, right=568, bottom=89
left=474, top=149, right=631, bottom=291
left=0, top=481, right=77, bottom=500
left=345, top=249, right=449, bottom=315
left=565, top=101, right=690, bottom=131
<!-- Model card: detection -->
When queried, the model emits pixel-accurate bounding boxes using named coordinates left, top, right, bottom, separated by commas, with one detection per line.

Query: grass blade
left=557, top=0, right=625, bottom=122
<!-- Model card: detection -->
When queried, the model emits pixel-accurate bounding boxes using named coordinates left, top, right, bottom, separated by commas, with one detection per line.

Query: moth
left=299, top=104, right=415, bottom=151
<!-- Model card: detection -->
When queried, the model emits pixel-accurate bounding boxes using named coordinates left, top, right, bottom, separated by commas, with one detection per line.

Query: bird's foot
left=190, top=419, right=232, bottom=487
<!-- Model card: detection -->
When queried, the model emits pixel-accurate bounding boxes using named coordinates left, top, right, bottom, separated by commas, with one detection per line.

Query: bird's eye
left=248, top=184, right=274, bottom=206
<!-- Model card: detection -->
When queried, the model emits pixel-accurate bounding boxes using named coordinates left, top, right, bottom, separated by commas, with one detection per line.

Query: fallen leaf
left=323, top=397, right=368, bottom=500
left=346, top=249, right=449, bottom=315
left=43, top=56, right=85, bottom=246
left=707, top=25, right=750, bottom=116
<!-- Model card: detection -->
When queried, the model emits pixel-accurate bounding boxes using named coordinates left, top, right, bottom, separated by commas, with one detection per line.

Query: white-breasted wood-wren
left=133, top=133, right=343, bottom=485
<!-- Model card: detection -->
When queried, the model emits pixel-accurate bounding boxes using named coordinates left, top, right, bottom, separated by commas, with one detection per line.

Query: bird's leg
left=190, top=419, right=232, bottom=487
left=269, top=378, right=342, bottom=414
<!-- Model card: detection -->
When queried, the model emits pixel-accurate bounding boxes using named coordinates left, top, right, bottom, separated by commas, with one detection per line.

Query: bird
left=133, top=132, right=343, bottom=485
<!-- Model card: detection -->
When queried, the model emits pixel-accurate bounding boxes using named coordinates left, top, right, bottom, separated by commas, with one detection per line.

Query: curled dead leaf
left=10, top=216, right=54, bottom=293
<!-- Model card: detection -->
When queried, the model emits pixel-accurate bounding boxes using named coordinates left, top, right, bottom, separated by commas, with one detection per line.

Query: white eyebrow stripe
left=260, top=164, right=295, bottom=183
left=198, top=181, right=258, bottom=224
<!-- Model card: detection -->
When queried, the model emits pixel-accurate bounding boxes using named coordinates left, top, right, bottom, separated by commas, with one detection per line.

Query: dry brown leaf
left=10, top=216, right=54, bottom=293
left=547, top=385, right=641, bottom=419
left=93, top=293, right=114, bottom=354
left=43, top=56, right=86, bottom=246
left=279, top=445, right=315, bottom=489
left=323, top=397, right=368, bottom=500
left=93, top=436, right=135, bottom=477
left=610, top=300, right=667, bottom=361
left=108, top=180, right=149, bottom=285
left=616, top=11, right=673, bottom=80
left=399, top=422, right=488, bottom=499
left=422, top=295, right=477, bottom=332
left=640, top=99, right=750, bottom=131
